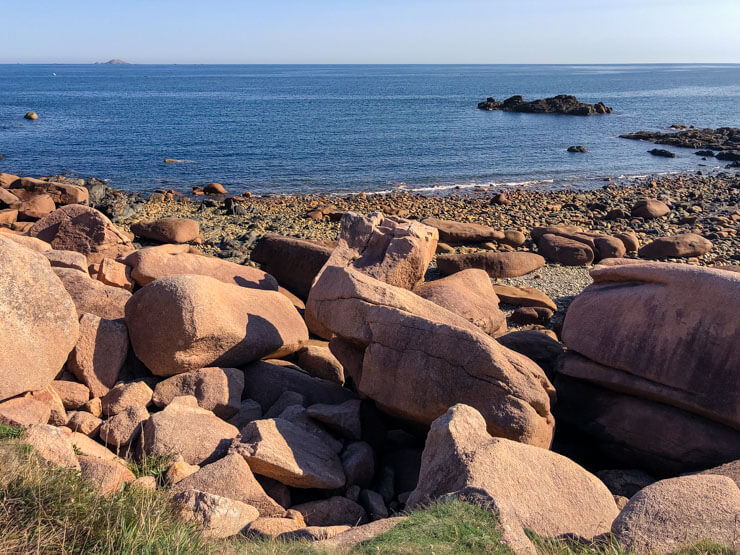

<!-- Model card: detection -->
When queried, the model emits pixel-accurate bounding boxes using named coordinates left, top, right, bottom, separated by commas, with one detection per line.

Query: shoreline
left=77, top=168, right=739, bottom=270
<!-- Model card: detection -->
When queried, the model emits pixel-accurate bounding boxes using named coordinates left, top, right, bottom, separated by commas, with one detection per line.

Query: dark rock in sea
left=695, top=150, right=715, bottom=157
left=567, top=146, right=588, bottom=153
left=648, top=149, right=676, bottom=158
left=0, top=154, right=4, bottom=160
left=716, top=150, right=740, bottom=162
left=670, top=123, right=689, bottom=129
left=24, top=112, right=39, bottom=120
left=477, top=95, right=612, bottom=116
left=620, top=127, right=740, bottom=152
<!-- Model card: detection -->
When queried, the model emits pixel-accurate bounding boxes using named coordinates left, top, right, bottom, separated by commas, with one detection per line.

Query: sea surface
left=0, top=64, right=738, bottom=195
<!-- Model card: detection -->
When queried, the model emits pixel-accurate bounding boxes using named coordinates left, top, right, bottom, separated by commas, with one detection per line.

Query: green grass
left=356, top=499, right=514, bottom=554
left=1, top=424, right=735, bottom=555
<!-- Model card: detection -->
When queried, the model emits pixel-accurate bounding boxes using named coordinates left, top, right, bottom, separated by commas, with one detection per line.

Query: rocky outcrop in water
left=620, top=127, right=740, bottom=154
left=477, top=95, right=613, bottom=115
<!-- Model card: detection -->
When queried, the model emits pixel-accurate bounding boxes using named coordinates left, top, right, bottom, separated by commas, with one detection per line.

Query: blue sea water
left=0, top=64, right=738, bottom=195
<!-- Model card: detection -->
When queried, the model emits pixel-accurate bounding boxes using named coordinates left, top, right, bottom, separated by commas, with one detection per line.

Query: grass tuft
left=0, top=424, right=24, bottom=440
left=356, top=498, right=514, bottom=554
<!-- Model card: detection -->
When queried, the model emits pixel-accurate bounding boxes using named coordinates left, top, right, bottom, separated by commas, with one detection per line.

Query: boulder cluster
left=1, top=171, right=738, bottom=551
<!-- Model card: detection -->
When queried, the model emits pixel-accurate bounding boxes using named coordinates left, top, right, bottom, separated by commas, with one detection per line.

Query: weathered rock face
left=171, top=489, right=259, bottom=538
left=295, top=344, right=345, bottom=385
left=478, top=95, right=612, bottom=115
left=0, top=236, right=79, bottom=401
left=130, top=218, right=200, bottom=244
left=611, top=475, right=740, bottom=554
left=638, top=233, right=713, bottom=259
left=67, top=313, right=129, bottom=398
left=317, top=212, right=438, bottom=291
left=28, top=204, right=133, bottom=263
left=557, top=262, right=740, bottom=473
left=54, top=268, right=132, bottom=320
left=407, top=405, right=619, bottom=541
left=414, top=269, right=506, bottom=336
left=123, top=244, right=278, bottom=290
left=141, top=396, right=239, bottom=465
left=125, top=275, right=308, bottom=377
left=0, top=396, right=51, bottom=427
left=420, top=218, right=504, bottom=245
left=152, top=367, right=244, bottom=419
left=237, top=418, right=346, bottom=489
left=79, top=456, right=135, bottom=495
left=292, top=496, right=367, bottom=527
left=10, top=177, right=89, bottom=205
left=171, top=453, right=285, bottom=517
left=306, top=264, right=555, bottom=447
left=435, top=251, right=545, bottom=278
left=250, top=234, right=334, bottom=298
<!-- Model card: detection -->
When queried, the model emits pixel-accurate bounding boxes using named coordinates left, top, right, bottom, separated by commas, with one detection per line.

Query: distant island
left=95, top=59, right=130, bottom=65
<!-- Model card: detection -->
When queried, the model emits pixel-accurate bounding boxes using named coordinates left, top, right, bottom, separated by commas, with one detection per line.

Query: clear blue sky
left=2, top=0, right=739, bottom=64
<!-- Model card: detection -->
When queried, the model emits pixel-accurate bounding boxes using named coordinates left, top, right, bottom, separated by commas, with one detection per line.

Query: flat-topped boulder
left=638, top=233, right=712, bottom=259
left=420, top=218, right=504, bottom=244
left=130, top=217, right=200, bottom=244
left=125, top=274, right=308, bottom=376
left=28, top=204, right=133, bottom=264
left=478, top=95, right=612, bottom=115
left=236, top=417, right=346, bottom=489
left=0, top=236, right=79, bottom=401
left=435, top=251, right=545, bottom=278
left=307, top=264, right=555, bottom=447
left=557, top=261, right=740, bottom=473
left=414, top=268, right=506, bottom=336
left=123, top=244, right=278, bottom=289
left=10, top=177, right=89, bottom=205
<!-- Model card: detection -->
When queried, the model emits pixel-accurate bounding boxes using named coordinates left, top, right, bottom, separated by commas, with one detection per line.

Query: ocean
left=0, top=64, right=738, bottom=196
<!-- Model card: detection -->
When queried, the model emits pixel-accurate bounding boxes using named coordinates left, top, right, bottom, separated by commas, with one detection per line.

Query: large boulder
left=630, top=199, right=670, bottom=219
left=141, top=396, right=239, bottom=465
left=420, top=218, right=504, bottom=244
left=54, top=268, right=131, bottom=320
left=557, top=261, right=740, bottom=472
left=319, top=212, right=437, bottom=291
left=0, top=236, right=79, bottom=401
left=10, top=177, right=89, bottom=205
left=125, top=274, right=308, bottom=376
left=414, top=269, right=506, bottom=336
left=306, top=264, right=555, bottom=447
left=152, top=367, right=244, bottom=419
left=611, top=475, right=740, bottom=554
left=130, top=218, right=200, bottom=244
left=28, top=204, right=133, bottom=264
left=236, top=417, right=346, bottom=489
left=67, top=313, right=129, bottom=398
left=23, top=424, right=80, bottom=469
left=435, top=251, right=545, bottom=278
left=123, top=244, right=278, bottom=289
left=171, top=453, right=285, bottom=517
left=250, top=234, right=334, bottom=298
left=407, top=405, right=619, bottom=541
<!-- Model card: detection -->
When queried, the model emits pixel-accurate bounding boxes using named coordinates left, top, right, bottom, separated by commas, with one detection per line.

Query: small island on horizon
left=95, top=59, right=130, bottom=65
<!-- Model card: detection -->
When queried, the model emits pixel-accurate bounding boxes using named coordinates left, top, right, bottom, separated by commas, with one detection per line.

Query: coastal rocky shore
left=477, top=94, right=613, bottom=115
left=1, top=168, right=739, bottom=552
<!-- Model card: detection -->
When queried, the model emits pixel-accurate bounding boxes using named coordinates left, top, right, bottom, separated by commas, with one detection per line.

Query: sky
left=1, top=0, right=739, bottom=64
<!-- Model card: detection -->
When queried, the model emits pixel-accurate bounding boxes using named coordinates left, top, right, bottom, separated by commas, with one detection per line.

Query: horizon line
left=2, top=61, right=740, bottom=66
